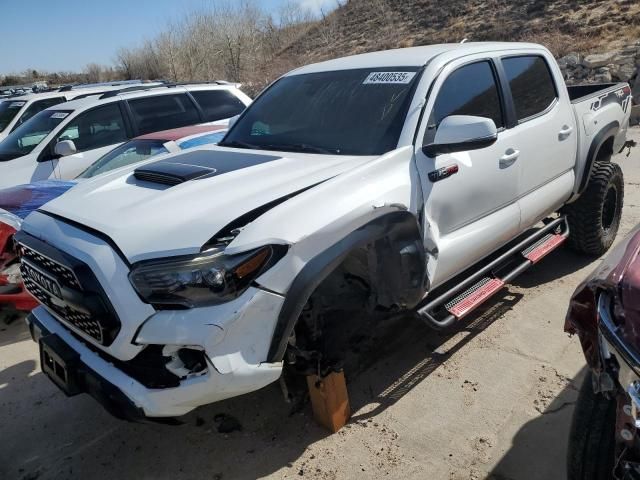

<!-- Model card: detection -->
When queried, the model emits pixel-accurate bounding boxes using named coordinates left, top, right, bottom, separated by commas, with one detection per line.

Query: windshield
left=77, top=139, right=168, bottom=178
left=0, top=109, right=72, bottom=162
left=0, top=100, right=27, bottom=132
left=220, top=67, right=421, bottom=156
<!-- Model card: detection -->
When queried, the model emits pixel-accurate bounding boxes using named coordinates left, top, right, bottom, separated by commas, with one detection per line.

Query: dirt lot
left=1, top=127, right=639, bottom=480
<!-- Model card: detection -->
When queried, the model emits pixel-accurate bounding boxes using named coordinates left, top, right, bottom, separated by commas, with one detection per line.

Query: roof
left=0, top=90, right=68, bottom=102
left=135, top=124, right=227, bottom=141
left=44, top=84, right=241, bottom=113
left=289, top=42, right=547, bottom=75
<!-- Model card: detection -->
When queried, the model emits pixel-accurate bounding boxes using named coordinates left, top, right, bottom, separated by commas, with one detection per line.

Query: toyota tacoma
left=16, top=42, right=633, bottom=421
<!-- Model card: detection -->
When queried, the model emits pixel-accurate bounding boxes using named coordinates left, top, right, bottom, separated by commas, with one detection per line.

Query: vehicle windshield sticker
left=363, top=72, right=416, bottom=85
left=9, top=102, right=26, bottom=108
left=50, top=112, right=69, bottom=119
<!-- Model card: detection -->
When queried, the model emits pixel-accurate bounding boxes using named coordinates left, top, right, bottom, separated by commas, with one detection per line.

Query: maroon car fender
left=565, top=225, right=640, bottom=370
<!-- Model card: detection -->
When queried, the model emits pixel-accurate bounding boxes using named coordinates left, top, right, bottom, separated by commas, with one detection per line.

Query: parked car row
left=0, top=123, right=228, bottom=313
left=0, top=42, right=636, bottom=479
left=0, top=80, right=246, bottom=313
left=0, top=82, right=250, bottom=187
left=0, top=80, right=155, bottom=141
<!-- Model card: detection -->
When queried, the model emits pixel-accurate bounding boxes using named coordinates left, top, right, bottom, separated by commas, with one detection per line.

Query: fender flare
left=266, top=209, right=425, bottom=362
left=577, top=120, right=619, bottom=195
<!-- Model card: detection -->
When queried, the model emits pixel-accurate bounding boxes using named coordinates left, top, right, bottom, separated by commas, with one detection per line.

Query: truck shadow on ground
left=4, top=247, right=595, bottom=480
left=487, top=366, right=587, bottom=480
left=511, top=245, right=596, bottom=289
left=0, top=310, right=30, bottom=348
left=3, top=288, right=526, bottom=480
left=346, top=290, right=525, bottom=422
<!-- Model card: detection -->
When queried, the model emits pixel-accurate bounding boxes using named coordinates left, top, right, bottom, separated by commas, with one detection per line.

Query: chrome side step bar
left=417, top=216, right=569, bottom=330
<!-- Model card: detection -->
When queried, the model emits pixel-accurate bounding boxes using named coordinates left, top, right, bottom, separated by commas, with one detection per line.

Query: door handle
left=499, top=149, right=520, bottom=168
left=559, top=125, right=573, bottom=140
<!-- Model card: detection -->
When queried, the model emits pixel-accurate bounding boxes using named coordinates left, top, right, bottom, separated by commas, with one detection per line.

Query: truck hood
left=38, top=147, right=373, bottom=262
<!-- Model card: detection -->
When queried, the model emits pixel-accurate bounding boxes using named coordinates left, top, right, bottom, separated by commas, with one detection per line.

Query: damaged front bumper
left=28, top=301, right=284, bottom=419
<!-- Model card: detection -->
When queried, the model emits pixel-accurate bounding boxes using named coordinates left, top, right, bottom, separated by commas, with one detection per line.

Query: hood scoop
left=134, top=162, right=216, bottom=186
left=133, top=149, right=283, bottom=187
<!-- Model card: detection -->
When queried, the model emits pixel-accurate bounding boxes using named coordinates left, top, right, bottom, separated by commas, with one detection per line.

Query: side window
left=190, top=90, right=246, bottom=122
left=128, top=94, right=200, bottom=135
left=55, top=103, right=127, bottom=152
left=502, top=56, right=557, bottom=122
left=430, top=61, right=504, bottom=131
left=14, top=97, right=66, bottom=130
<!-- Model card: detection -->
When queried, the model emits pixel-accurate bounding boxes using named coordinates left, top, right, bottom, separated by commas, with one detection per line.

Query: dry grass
left=278, top=0, right=640, bottom=63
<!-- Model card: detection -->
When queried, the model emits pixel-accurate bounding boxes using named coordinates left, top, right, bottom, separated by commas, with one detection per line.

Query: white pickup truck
left=17, top=42, right=633, bottom=421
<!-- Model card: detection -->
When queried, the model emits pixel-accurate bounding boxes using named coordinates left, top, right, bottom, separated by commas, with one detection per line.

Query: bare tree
left=85, top=63, right=103, bottom=83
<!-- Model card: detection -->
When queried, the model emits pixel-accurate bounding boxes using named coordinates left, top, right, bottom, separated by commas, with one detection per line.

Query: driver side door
left=49, top=103, right=129, bottom=180
left=415, top=58, right=521, bottom=287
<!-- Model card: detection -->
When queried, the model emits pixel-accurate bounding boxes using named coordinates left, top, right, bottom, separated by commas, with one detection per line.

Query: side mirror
left=423, top=115, right=497, bottom=157
left=227, top=114, right=240, bottom=129
left=54, top=140, right=77, bottom=157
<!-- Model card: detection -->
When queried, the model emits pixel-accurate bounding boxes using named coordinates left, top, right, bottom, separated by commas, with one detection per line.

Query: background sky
left=0, top=0, right=336, bottom=75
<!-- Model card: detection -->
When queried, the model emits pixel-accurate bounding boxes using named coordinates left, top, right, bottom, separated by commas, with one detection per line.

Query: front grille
left=22, top=275, right=105, bottom=342
left=17, top=237, right=121, bottom=345
left=19, top=244, right=81, bottom=289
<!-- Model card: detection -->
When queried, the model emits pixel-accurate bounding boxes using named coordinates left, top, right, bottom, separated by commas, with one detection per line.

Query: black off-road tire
left=567, top=371, right=617, bottom=480
left=566, top=161, right=624, bottom=256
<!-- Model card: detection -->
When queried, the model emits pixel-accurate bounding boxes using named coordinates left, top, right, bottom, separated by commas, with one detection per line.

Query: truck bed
left=567, top=83, right=625, bottom=103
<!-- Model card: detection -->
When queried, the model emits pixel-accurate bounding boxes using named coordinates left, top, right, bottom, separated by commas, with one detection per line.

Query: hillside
left=281, top=0, right=640, bottom=63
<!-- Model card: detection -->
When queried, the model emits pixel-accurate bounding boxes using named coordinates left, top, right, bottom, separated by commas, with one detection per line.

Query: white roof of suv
left=53, top=83, right=247, bottom=112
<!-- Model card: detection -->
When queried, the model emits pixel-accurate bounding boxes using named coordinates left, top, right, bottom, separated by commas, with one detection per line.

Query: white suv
left=0, top=83, right=149, bottom=143
left=0, top=84, right=251, bottom=187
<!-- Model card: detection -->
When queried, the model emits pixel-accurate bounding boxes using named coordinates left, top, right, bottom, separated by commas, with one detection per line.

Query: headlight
left=129, top=246, right=280, bottom=308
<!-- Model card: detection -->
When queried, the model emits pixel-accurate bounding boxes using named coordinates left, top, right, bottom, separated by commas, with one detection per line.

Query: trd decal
left=590, top=87, right=632, bottom=113
left=428, top=164, right=459, bottom=182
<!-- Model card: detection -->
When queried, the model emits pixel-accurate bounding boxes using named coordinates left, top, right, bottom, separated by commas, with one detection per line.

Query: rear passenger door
left=190, top=90, right=247, bottom=123
left=52, top=103, right=129, bottom=179
left=127, top=93, right=201, bottom=135
left=499, top=54, right=577, bottom=228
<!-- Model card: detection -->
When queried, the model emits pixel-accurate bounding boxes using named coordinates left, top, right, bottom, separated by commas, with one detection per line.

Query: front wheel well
left=269, top=211, right=427, bottom=373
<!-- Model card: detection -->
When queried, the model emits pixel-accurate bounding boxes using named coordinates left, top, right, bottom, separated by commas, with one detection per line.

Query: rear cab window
left=190, top=90, right=246, bottom=122
left=501, top=55, right=558, bottom=122
left=128, top=94, right=201, bottom=135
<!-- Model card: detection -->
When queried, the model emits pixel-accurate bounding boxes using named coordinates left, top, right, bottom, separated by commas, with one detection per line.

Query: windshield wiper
left=260, top=143, right=337, bottom=154
left=218, top=140, right=259, bottom=150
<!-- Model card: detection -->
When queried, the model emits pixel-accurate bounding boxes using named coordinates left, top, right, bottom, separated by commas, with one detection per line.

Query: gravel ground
left=1, top=127, right=639, bottom=480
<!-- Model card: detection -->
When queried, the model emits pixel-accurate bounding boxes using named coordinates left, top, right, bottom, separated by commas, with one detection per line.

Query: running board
left=417, top=216, right=569, bottom=330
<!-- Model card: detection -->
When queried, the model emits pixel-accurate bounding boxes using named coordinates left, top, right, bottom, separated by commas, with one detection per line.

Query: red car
left=0, top=124, right=227, bottom=315
left=565, top=224, right=640, bottom=479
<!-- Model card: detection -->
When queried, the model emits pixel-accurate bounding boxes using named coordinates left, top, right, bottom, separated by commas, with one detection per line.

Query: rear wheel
left=566, top=161, right=624, bottom=256
left=567, top=370, right=617, bottom=480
